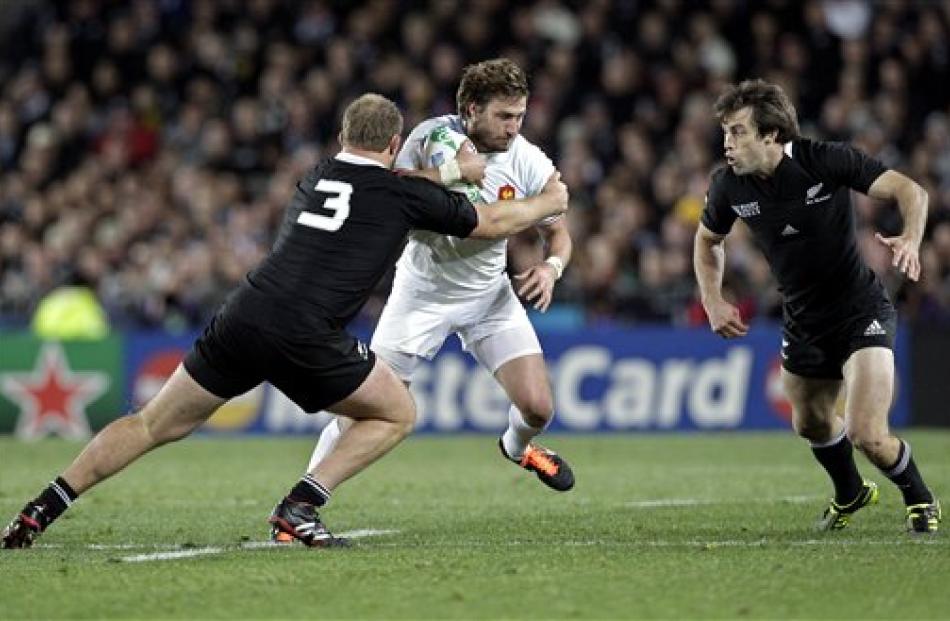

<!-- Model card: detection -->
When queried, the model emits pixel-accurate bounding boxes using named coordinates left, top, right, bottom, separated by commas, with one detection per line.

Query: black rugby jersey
left=702, top=139, right=888, bottom=328
left=246, top=154, right=477, bottom=326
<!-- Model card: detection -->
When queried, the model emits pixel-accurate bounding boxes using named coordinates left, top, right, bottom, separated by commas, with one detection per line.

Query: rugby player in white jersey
left=301, top=58, right=574, bottom=505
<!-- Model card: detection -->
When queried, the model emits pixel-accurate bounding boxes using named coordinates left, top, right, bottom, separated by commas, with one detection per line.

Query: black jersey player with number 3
left=2, top=94, right=569, bottom=549
left=694, top=80, right=940, bottom=534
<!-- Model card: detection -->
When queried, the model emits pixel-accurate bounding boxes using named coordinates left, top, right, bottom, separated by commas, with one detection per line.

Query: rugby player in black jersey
left=1, top=94, right=569, bottom=549
left=694, top=79, right=940, bottom=534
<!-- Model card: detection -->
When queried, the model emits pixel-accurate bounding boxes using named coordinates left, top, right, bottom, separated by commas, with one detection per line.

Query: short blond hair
left=340, top=93, right=403, bottom=151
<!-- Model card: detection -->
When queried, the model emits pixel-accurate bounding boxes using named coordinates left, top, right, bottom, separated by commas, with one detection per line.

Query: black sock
left=811, top=432, right=864, bottom=505
left=882, top=440, right=934, bottom=506
left=288, top=475, right=330, bottom=508
left=28, top=476, right=78, bottom=530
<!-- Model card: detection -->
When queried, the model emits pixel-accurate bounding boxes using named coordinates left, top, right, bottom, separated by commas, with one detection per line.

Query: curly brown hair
left=456, top=58, right=529, bottom=119
left=714, top=79, right=800, bottom=143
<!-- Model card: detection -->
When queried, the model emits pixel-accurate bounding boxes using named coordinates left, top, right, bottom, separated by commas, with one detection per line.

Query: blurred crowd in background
left=1, top=0, right=950, bottom=333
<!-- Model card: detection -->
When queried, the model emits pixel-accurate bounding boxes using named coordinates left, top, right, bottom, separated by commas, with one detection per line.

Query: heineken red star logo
left=1, top=344, right=107, bottom=439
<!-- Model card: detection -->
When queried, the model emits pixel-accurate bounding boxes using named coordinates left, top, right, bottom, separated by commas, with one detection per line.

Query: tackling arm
left=469, top=173, right=569, bottom=240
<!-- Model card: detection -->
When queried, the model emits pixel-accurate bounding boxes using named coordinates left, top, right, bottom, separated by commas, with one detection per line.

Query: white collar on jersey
left=783, top=141, right=794, bottom=158
left=335, top=151, right=388, bottom=168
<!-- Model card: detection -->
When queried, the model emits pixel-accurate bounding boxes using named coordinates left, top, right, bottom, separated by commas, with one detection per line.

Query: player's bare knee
left=846, top=426, right=885, bottom=456
left=792, top=413, right=834, bottom=443
left=516, top=393, right=553, bottom=427
left=391, top=403, right=416, bottom=438
left=386, top=390, right=417, bottom=435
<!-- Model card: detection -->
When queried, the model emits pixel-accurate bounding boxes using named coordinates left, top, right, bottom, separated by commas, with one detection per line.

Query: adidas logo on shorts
left=863, top=320, right=886, bottom=337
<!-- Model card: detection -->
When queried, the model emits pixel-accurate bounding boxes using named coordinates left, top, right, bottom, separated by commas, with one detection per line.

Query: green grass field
left=1, top=431, right=949, bottom=619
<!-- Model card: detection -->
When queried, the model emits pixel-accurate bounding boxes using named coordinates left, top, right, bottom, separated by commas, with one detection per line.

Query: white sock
left=307, top=417, right=342, bottom=472
left=501, top=405, right=546, bottom=460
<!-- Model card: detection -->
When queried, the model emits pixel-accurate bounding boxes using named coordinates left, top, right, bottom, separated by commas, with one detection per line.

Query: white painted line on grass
left=114, top=528, right=401, bottom=561
left=122, top=547, right=223, bottom=562
left=239, top=540, right=283, bottom=549
left=88, top=543, right=183, bottom=550
left=624, top=495, right=821, bottom=508
left=239, top=529, right=399, bottom=549
left=373, top=537, right=947, bottom=550
left=337, top=528, right=399, bottom=539
left=789, top=538, right=945, bottom=547
left=625, top=499, right=707, bottom=508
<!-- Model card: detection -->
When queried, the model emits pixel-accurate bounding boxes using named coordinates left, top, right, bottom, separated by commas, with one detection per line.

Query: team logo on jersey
left=498, top=185, right=516, bottom=200
left=731, top=201, right=760, bottom=217
left=806, top=182, right=832, bottom=205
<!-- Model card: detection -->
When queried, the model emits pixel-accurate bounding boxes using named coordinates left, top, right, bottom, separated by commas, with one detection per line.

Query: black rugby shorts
left=184, top=303, right=375, bottom=413
left=781, top=302, right=897, bottom=380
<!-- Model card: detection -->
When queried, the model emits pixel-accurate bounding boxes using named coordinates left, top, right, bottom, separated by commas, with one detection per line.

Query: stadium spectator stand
left=0, top=0, right=948, bottom=330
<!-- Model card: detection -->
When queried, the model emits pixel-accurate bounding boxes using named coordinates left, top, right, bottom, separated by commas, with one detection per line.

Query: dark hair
left=340, top=93, right=403, bottom=151
left=456, top=58, right=529, bottom=119
left=714, top=79, right=800, bottom=143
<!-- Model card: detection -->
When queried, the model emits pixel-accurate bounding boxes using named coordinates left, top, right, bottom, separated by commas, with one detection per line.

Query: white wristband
left=438, top=159, right=461, bottom=185
left=545, top=256, right=564, bottom=280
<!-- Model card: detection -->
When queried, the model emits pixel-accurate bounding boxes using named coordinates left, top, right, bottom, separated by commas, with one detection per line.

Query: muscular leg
left=307, top=359, right=415, bottom=491
left=306, top=348, right=565, bottom=491
left=271, top=359, right=416, bottom=546
left=782, top=369, right=865, bottom=504
left=491, top=351, right=573, bottom=491
left=782, top=369, right=842, bottom=443
left=2, top=364, right=226, bottom=547
left=310, top=354, right=560, bottom=472
left=841, top=347, right=899, bottom=467
left=307, top=416, right=349, bottom=472
left=843, top=347, right=935, bottom=507
left=306, top=347, right=416, bottom=472
left=494, top=353, right=553, bottom=458
left=64, top=365, right=226, bottom=493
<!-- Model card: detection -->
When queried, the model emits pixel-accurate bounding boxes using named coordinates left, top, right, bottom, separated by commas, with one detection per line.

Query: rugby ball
left=422, top=126, right=484, bottom=204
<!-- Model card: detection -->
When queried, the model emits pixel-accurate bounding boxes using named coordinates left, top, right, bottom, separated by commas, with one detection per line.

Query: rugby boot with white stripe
left=268, top=497, right=349, bottom=547
left=1, top=503, right=47, bottom=549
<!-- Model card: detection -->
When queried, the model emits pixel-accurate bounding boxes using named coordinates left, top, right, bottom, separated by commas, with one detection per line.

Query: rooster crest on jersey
left=423, top=126, right=483, bottom=205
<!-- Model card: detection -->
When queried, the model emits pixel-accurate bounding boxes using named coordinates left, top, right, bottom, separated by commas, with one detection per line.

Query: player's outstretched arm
left=867, top=170, right=928, bottom=282
left=693, top=223, right=748, bottom=338
left=469, top=172, right=569, bottom=240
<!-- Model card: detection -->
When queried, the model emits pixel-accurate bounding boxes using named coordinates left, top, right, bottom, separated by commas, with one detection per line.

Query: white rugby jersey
left=395, top=114, right=556, bottom=292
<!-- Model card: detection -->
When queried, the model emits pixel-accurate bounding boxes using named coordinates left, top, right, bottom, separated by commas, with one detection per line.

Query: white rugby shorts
left=370, top=270, right=542, bottom=381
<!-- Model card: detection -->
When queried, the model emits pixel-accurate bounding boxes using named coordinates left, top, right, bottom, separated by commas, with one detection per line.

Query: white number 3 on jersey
left=297, top=179, right=353, bottom=232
